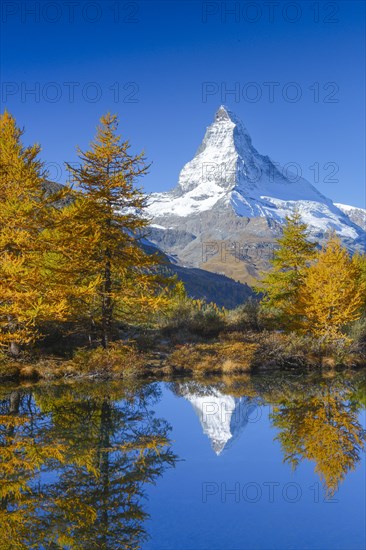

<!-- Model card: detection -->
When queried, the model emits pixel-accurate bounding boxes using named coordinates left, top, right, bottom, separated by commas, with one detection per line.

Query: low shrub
left=252, top=332, right=323, bottom=368
left=226, top=299, right=263, bottom=332
left=67, top=342, right=146, bottom=378
left=251, top=331, right=364, bottom=368
left=346, top=316, right=366, bottom=352
left=161, top=299, right=226, bottom=338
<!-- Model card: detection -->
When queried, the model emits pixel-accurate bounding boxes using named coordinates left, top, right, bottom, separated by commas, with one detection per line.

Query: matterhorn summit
left=147, top=106, right=365, bottom=284
left=178, top=384, right=258, bottom=455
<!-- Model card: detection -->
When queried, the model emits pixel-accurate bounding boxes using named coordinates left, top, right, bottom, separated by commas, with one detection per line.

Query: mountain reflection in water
left=175, top=382, right=259, bottom=455
left=0, top=370, right=365, bottom=549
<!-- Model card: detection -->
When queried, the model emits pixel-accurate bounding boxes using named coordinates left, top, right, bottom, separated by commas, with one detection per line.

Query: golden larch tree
left=63, top=113, right=169, bottom=348
left=297, top=236, right=365, bottom=341
left=352, top=251, right=366, bottom=311
left=0, top=112, right=67, bottom=355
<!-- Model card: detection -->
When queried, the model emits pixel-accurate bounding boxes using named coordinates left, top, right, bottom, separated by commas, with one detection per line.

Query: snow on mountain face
left=147, top=106, right=364, bottom=244
left=183, top=387, right=257, bottom=455
left=335, top=203, right=366, bottom=232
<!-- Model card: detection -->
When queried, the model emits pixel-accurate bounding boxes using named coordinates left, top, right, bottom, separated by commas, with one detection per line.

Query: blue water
left=0, top=372, right=365, bottom=549
left=143, top=383, right=366, bottom=550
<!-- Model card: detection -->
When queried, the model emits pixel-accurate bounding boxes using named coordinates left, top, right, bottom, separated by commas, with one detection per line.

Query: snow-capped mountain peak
left=181, top=386, right=257, bottom=455
left=148, top=106, right=359, bottom=236
left=215, top=104, right=233, bottom=122
left=146, top=107, right=365, bottom=282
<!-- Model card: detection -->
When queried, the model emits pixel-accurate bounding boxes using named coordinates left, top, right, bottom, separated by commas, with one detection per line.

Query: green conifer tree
left=255, top=210, right=317, bottom=330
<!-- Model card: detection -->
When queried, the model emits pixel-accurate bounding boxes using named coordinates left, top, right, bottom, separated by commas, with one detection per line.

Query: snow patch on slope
left=335, top=203, right=366, bottom=231
left=147, top=106, right=364, bottom=243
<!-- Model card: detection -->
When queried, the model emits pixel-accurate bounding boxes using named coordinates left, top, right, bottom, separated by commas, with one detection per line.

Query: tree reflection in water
left=269, top=375, right=366, bottom=496
left=0, top=381, right=176, bottom=549
left=172, top=372, right=366, bottom=496
left=0, top=372, right=365, bottom=549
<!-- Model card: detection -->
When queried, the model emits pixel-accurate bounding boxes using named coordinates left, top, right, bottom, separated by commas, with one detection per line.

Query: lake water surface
left=1, top=370, right=365, bottom=549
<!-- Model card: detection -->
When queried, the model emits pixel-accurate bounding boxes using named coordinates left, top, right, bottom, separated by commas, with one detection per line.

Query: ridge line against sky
left=0, top=0, right=365, bottom=208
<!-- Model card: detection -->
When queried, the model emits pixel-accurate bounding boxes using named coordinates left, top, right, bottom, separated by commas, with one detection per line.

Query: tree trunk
left=98, top=398, right=111, bottom=544
left=9, top=391, right=21, bottom=414
left=7, top=316, right=20, bottom=356
left=1, top=391, right=21, bottom=511
left=9, top=341, right=20, bottom=356
left=101, top=258, right=112, bottom=349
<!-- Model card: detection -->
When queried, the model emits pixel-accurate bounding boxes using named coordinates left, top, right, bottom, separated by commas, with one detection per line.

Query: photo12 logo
left=1, top=1, right=140, bottom=24
left=200, top=160, right=340, bottom=185
left=199, top=399, right=262, bottom=424
left=201, top=2, right=340, bottom=24
left=201, top=481, right=339, bottom=503
left=1, top=81, right=140, bottom=104
left=202, top=241, right=278, bottom=263
left=43, top=161, right=83, bottom=184
left=202, top=81, right=340, bottom=104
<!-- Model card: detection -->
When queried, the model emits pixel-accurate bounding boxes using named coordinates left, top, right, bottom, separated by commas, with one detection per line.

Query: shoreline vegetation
left=1, top=301, right=366, bottom=383
left=1, top=111, right=366, bottom=381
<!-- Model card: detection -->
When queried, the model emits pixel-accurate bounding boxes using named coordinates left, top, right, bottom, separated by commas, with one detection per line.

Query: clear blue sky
left=1, top=0, right=365, bottom=207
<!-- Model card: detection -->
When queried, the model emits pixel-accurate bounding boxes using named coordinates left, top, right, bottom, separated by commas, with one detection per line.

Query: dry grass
left=168, top=341, right=259, bottom=375
left=65, top=342, right=147, bottom=379
left=0, top=342, right=149, bottom=382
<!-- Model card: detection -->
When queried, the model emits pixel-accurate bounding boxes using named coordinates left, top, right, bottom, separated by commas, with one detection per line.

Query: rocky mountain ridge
left=147, top=106, right=365, bottom=284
